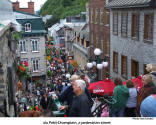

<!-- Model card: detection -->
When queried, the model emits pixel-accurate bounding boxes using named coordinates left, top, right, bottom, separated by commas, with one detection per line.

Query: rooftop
left=16, top=18, right=46, bottom=35
left=105, top=0, right=155, bottom=9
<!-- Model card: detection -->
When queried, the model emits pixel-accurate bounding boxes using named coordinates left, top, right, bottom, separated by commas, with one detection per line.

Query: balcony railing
left=73, top=42, right=89, bottom=56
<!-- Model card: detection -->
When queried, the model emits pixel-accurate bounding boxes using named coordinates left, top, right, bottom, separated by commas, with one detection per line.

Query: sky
left=10, top=0, right=47, bottom=11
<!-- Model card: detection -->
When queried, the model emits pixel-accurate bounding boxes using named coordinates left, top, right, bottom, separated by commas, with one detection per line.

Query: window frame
left=131, top=13, right=140, bottom=40
left=95, top=8, right=99, bottom=24
left=113, top=12, right=118, bottom=35
left=25, top=23, right=31, bottom=32
left=90, top=8, right=94, bottom=23
left=121, top=12, right=128, bottom=38
left=20, top=58, right=28, bottom=64
left=31, top=39, right=39, bottom=52
left=131, top=59, right=139, bottom=78
left=144, top=13, right=154, bottom=43
left=105, top=11, right=110, bottom=26
left=100, top=8, right=104, bottom=25
left=32, top=58, right=40, bottom=72
left=121, top=55, right=128, bottom=79
left=19, top=40, right=26, bottom=53
left=113, top=51, right=118, bottom=73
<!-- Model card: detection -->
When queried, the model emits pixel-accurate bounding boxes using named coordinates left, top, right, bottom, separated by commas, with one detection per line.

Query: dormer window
left=25, top=23, right=31, bottom=32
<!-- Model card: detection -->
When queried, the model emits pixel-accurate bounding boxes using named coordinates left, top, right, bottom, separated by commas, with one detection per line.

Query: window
left=25, top=23, right=31, bottom=32
left=95, top=9, right=98, bottom=24
left=144, top=13, right=154, bottom=42
left=90, top=9, right=94, bottom=23
left=105, top=37, right=110, bottom=56
left=100, top=9, right=104, bottom=25
left=101, top=37, right=104, bottom=53
left=121, top=13, right=128, bottom=37
left=96, top=36, right=99, bottom=48
left=86, top=41, right=89, bottom=47
left=132, top=13, right=139, bottom=40
left=31, top=39, right=39, bottom=52
left=81, top=38, right=84, bottom=46
left=32, top=59, right=40, bottom=72
left=91, top=32, right=94, bottom=47
left=121, top=55, right=127, bottom=78
left=105, top=11, right=110, bottom=26
left=113, top=51, right=118, bottom=73
left=19, top=40, right=26, bottom=53
left=20, top=58, right=28, bottom=65
left=131, top=59, right=139, bottom=78
left=113, top=12, right=118, bottom=35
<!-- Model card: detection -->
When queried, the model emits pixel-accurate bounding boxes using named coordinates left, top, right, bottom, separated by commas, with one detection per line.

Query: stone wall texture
left=110, top=9, right=156, bottom=80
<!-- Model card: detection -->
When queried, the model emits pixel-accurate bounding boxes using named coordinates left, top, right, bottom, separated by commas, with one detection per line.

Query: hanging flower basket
left=17, top=62, right=29, bottom=80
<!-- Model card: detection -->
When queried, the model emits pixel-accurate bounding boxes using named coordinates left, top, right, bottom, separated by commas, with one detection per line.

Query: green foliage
left=40, top=0, right=89, bottom=26
left=46, top=49, right=51, bottom=56
left=47, top=71, right=53, bottom=78
left=11, top=32, right=21, bottom=41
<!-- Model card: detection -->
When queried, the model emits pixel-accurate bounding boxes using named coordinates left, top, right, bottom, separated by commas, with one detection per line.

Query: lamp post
left=65, top=73, right=71, bottom=86
left=87, top=48, right=108, bottom=81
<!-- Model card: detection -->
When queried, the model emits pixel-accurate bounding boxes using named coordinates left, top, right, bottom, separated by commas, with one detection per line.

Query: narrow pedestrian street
left=0, top=0, right=156, bottom=120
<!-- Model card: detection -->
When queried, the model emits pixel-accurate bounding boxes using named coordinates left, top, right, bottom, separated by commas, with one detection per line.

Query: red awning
left=123, top=76, right=143, bottom=90
left=88, top=78, right=115, bottom=96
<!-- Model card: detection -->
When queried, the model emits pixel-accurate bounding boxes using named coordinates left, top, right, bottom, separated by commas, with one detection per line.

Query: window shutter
left=132, top=15, right=135, bottom=37
left=121, top=56, right=123, bottom=75
left=126, top=56, right=127, bottom=76
left=121, top=13, right=128, bottom=37
left=113, top=12, right=118, bottom=35
left=131, top=60, right=134, bottom=77
left=144, top=15, right=148, bottom=40
left=150, top=14, right=154, bottom=41
left=113, top=53, right=115, bottom=70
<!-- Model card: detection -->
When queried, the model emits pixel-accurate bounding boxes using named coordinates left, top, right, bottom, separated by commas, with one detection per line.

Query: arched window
left=25, top=23, right=31, bottom=32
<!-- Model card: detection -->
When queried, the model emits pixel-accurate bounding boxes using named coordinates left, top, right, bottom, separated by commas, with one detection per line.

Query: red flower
left=24, top=62, right=28, bottom=67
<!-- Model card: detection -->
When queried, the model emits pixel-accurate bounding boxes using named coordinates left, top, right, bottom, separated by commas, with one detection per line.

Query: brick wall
left=12, top=1, right=34, bottom=14
left=89, top=0, right=110, bottom=80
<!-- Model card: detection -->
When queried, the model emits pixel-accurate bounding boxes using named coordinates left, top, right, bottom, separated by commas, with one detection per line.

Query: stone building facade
left=0, top=21, right=18, bottom=117
left=0, top=0, right=19, bottom=117
left=17, top=18, right=47, bottom=81
left=106, top=0, right=156, bottom=80
left=73, top=24, right=90, bottom=71
left=89, top=0, right=110, bottom=80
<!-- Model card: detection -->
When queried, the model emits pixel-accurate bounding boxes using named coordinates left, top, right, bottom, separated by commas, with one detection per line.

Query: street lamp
left=87, top=48, right=108, bottom=81
left=65, top=73, right=71, bottom=79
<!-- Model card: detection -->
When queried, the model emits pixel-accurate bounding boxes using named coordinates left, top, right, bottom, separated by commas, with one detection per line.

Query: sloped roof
left=74, top=24, right=90, bottom=41
left=14, top=10, right=40, bottom=17
left=16, top=18, right=46, bottom=35
left=105, top=0, right=154, bottom=8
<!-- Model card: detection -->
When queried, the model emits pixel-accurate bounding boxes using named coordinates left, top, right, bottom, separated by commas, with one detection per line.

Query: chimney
left=12, top=1, right=19, bottom=11
left=28, top=1, right=34, bottom=14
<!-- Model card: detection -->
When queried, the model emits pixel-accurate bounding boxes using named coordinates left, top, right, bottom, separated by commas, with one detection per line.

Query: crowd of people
left=111, top=64, right=156, bottom=117
left=15, top=43, right=156, bottom=117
